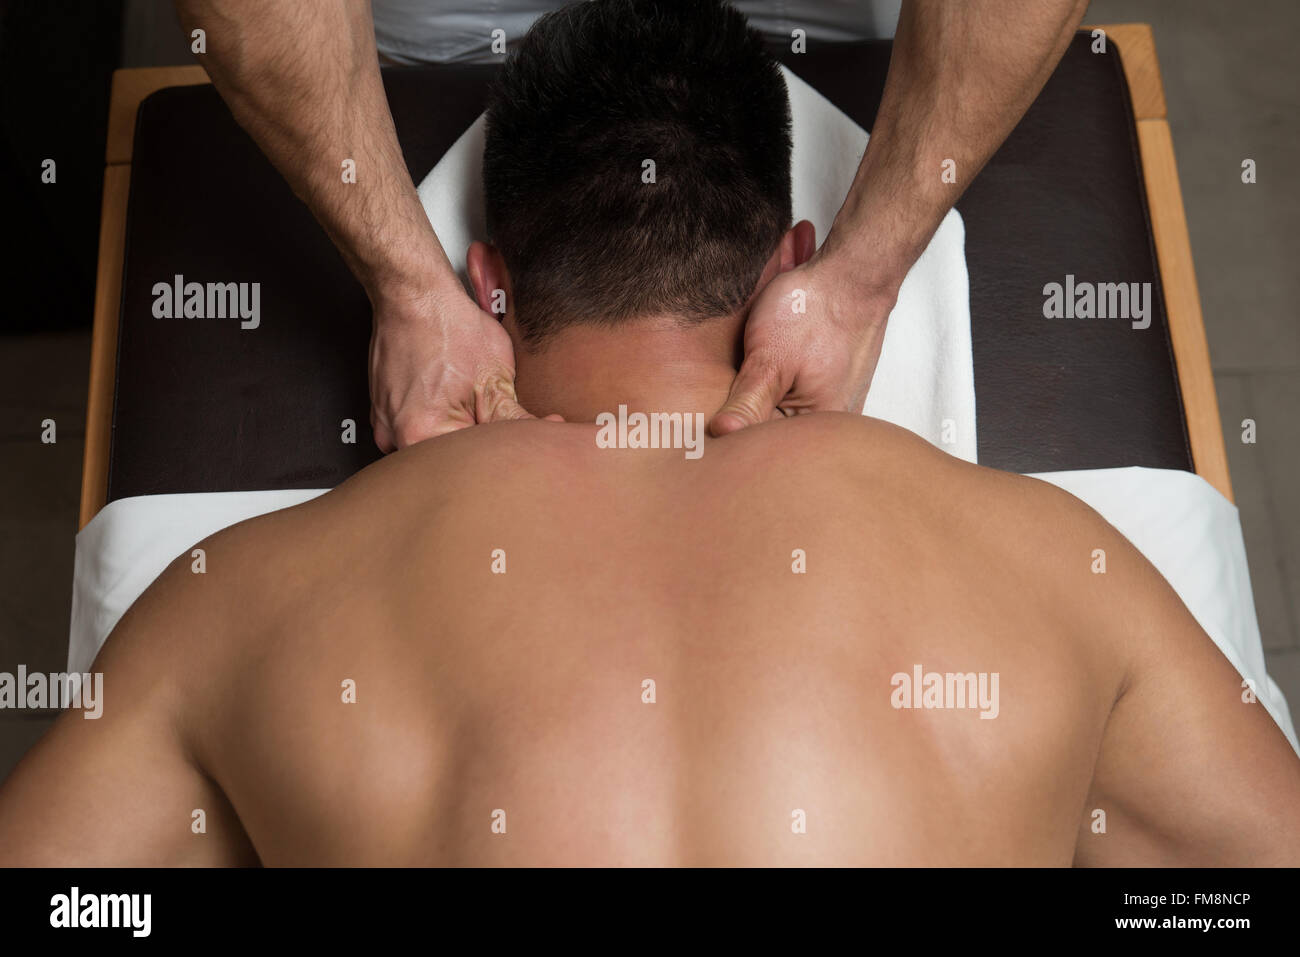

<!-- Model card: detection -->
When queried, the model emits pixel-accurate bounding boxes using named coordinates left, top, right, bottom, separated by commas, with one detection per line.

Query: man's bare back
left=3, top=414, right=1297, bottom=866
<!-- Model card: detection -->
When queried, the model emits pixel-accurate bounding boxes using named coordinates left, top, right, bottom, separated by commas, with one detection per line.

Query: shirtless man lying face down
left=3, top=0, right=1299, bottom=868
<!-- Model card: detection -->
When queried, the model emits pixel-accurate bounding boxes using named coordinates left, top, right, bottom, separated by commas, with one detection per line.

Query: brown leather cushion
left=106, top=34, right=1191, bottom=502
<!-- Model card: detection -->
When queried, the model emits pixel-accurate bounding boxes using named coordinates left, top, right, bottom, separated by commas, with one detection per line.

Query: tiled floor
left=0, top=0, right=189, bottom=784
left=0, top=3, right=1296, bottom=785
left=0, top=331, right=90, bottom=778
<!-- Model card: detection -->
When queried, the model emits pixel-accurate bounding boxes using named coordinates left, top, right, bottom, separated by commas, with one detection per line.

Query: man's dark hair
left=483, top=0, right=793, bottom=347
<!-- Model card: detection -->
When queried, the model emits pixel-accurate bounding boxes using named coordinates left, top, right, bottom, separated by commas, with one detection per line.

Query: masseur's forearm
left=820, top=0, right=1088, bottom=292
left=172, top=0, right=457, bottom=300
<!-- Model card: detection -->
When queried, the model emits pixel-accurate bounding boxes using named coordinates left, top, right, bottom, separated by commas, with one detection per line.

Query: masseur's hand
left=710, top=254, right=895, bottom=433
left=171, top=1, right=546, bottom=453
left=711, top=0, right=1090, bottom=434
left=369, top=284, right=534, bottom=452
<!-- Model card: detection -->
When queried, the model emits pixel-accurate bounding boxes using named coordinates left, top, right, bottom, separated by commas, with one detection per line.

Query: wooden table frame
left=1087, top=24, right=1234, bottom=503
left=78, top=25, right=1233, bottom=528
left=81, top=64, right=209, bottom=529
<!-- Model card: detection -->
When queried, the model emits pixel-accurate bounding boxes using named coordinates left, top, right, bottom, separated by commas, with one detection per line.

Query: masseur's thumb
left=709, top=355, right=790, bottom=436
left=477, top=373, right=537, bottom=423
left=485, top=393, right=537, bottom=423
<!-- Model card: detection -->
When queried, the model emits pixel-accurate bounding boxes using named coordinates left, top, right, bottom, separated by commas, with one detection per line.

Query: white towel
left=416, top=64, right=977, bottom=462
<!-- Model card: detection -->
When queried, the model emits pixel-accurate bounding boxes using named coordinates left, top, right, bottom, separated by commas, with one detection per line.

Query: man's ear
left=784, top=219, right=816, bottom=270
left=466, top=241, right=512, bottom=318
left=754, top=220, right=817, bottom=291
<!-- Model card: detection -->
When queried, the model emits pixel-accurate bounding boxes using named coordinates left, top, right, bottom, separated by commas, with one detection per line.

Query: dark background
left=0, top=0, right=124, bottom=334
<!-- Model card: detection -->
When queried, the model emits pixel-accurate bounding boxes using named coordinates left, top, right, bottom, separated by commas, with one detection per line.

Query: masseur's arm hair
left=1065, top=501, right=1300, bottom=866
left=0, top=553, right=257, bottom=866
left=170, top=0, right=460, bottom=300
left=820, top=0, right=1090, bottom=294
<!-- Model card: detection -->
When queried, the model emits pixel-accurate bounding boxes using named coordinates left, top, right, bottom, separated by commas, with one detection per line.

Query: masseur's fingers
left=475, top=365, right=571, bottom=425
left=708, top=259, right=807, bottom=436
left=372, top=417, right=397, bottom=454
left=478, top=375, right=536, bottom=424
left=709, top=354, right=793, bottom=436
left=709, top=248, right=895, bottom=437
left=370, top=281, right=552, bottom=449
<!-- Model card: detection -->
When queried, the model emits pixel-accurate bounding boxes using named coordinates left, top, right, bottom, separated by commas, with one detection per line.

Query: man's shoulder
left=773, top=415, right=1143, bottom=602
left=735, top=412, right=1039, bottom=504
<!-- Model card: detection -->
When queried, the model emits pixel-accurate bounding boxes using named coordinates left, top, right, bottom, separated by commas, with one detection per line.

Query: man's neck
left=513, top=314, right=743, bottom=424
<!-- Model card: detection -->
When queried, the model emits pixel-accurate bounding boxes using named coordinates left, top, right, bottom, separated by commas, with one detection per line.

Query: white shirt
left=371, top=0, right=901, bottom=64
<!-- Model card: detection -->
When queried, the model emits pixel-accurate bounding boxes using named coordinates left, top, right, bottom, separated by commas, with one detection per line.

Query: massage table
left=79, top=27, right=1290, bottom=745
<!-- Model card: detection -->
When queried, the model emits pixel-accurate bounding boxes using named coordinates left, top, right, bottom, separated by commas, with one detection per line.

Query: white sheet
left=1030, top=468, right=1298, bottom=752
left=67, top=489, right=326, bottom=676
left=416, top=64, right=977, bottom=464
left=67, top=468, right=1297, bottom=754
